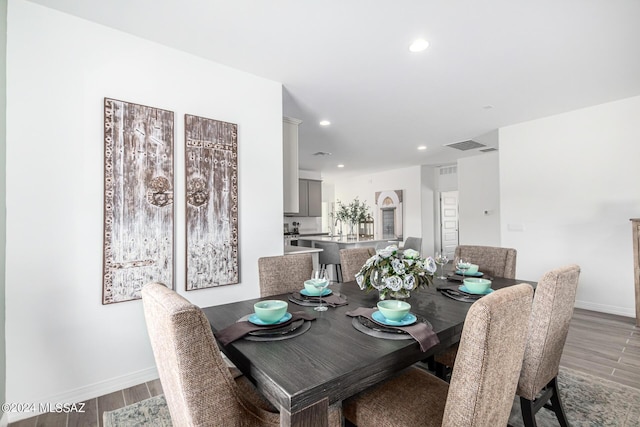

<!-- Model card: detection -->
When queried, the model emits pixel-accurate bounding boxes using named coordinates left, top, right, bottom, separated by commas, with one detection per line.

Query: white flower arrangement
left=355, top=245, right=436, bottom=299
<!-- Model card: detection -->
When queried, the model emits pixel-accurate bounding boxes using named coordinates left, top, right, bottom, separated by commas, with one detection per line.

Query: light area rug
left=508, top=367, right=640, bottom=427
left=103, top=394, right=171, bottom=427
left=103, top=367, right=640, bottom=426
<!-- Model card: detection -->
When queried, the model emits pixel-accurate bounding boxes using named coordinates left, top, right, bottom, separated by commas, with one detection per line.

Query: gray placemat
left=288, top=291, right=347, bottom=307
left=237, top=314, right=311, bottom=342
left=351, top=315, right=433, bottom=341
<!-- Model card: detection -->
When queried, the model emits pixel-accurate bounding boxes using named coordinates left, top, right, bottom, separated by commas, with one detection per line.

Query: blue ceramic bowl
left=304, top=279, right=328, bottom=296
left=376, top=300, right=411, bottom=321
left=466, top=264, right=479, bottom=274
left=463, top=278, right=492, bottom=294
left=253, top=300, right=288, bottom=323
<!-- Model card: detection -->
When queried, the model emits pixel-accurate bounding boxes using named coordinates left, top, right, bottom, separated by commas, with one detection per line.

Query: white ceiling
left=27, top=0, right=640, bottom=182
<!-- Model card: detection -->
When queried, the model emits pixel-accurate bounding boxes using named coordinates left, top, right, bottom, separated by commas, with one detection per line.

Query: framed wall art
left=103, top=98, right=175, bottom=304
left=375, top=189, right=404, bottom=240
left=185, top=114, right=239, bottom=290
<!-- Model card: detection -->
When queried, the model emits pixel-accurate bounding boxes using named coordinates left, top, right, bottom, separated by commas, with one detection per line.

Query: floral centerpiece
left=333, top=198, right=370, bottom=239
left=355, top=245, right=437, bottom=300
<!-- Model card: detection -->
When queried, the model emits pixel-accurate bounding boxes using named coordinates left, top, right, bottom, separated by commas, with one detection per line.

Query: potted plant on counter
left=334, top=198, right=370, bottom=240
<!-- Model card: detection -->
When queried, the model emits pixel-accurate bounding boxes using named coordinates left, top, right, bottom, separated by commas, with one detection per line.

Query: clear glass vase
left=379, top=288, right=411, bottom=301
left=347, top=221, right=358, bottom=240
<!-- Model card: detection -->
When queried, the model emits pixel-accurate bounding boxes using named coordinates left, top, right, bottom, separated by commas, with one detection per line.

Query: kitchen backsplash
left=284, top=216, right=323, bottom=234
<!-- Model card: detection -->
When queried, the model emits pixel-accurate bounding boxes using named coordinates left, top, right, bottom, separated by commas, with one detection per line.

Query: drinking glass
left=310, top=269, right=330, bottom=312
left=455, top=257, right=471, bottom=280
left=435, top=252, right=449, bottom=280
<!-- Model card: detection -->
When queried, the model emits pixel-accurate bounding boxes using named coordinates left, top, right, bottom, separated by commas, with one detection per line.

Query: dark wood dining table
left=202, top=275, right=536, bottom=427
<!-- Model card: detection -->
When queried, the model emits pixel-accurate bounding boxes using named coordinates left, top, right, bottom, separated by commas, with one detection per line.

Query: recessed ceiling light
left=319, top=120, right=331, bottom=126
left=337, top=164, right=345, bottom=168
left=409, top=39, right=429, bottom=52
left=417, top=145, right=427, bottom=150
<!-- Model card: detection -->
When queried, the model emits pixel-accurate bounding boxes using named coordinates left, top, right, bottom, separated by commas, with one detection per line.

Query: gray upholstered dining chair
left=433, top=244, right=519, bottom=377
left=140, top=283, right=281, bottom=426
left=258, top=253, right=312, bottom=297
left=343, top=283, right=534, bottom=427
left=454, top=244, right=518, bottom=278
left=314, top=241, right=343, bottom=283
left=375, top=241, right=391, bottom=250
left=403, top=236, right=422, bottom=253
left=516, top=264, right=581, bottom=427
left=339, top=247, right=376, bottom=282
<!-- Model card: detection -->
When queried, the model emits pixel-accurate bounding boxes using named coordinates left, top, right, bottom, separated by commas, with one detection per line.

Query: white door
left=440, top=191, right=459, bottom=259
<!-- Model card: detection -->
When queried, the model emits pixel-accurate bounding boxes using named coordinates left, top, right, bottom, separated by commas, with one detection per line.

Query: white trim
left=575, top=300, right=636, bottom=319
left=5, top=367, right=159, bottom=423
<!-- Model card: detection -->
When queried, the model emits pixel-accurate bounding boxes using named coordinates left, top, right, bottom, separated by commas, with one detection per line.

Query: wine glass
left=310, top=269, right=330, bottom=312
left=455, top=257, right=471, bottom=281
left=435, top=252, right=449, bottom=280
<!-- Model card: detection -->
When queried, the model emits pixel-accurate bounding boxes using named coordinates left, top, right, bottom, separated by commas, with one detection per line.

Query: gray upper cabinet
left=296, top=179, right=322, bottom=217
left=307, top=180, right=322, bottom=217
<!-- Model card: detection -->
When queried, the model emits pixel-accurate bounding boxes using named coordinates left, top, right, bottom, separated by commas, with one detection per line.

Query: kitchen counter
left=284, top=245, right=323, bottom=270
left=284, top=245, right=323, bottom=255
left=297, top=235, right=398, bottom=249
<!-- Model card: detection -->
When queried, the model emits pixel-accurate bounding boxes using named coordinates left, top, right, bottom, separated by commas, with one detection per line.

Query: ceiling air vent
left=445, top=140, right=486, bottom=151
left=312, top=151, right=332, bottom=156
left=479, top=147, right=498, bottom=152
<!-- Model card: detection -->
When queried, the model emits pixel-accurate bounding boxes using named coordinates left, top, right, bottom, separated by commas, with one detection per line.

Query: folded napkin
left=291, top=292, right=348, bottom=307
left=345, top=307, right=439, bottom=352
left=214, top=311, right=316, bottom=346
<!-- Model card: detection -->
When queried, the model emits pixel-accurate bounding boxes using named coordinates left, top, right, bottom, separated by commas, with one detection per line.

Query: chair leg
left=548, top=376, right=569, bottom=427
left=434, top=361, right=449, bottom=381
left=423, top=355, right=436, bottom=371
left=336, top=264, right=343, bottom=283
left=520, top=396, right=538, bottom=427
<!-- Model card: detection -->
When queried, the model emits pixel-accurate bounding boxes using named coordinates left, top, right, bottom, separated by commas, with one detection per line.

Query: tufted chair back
left=454, top=245, right=517, bottom=278
left=258, top=253, right=313, bottom=297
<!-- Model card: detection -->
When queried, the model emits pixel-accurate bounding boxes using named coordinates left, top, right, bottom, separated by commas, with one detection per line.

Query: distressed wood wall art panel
left=185, top=114, right=239, bottom=290
left=103, top=98, right=174, bottom=304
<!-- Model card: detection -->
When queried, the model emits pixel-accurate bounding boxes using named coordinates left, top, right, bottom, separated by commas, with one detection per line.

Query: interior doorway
left=440, top=190, right=459, bottom=259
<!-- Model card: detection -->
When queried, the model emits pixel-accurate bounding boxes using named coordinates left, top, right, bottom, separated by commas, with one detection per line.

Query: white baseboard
left=6, top=366, right=159, bottom=424
left=574, top=299, right=636, bottom=319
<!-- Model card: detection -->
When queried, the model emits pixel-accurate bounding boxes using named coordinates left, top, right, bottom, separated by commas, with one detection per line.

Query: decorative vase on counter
left=347, top=221, right=358, bottom=240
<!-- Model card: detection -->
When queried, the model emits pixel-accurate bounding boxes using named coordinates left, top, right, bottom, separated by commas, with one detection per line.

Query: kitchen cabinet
left=296, top=179, right=322, bottom=217
left=307, top=180, right=322, bottom=217
left=283, top=117, right=302, bottom=214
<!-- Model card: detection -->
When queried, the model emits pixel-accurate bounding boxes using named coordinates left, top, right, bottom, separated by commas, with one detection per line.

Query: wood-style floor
left=7, top=378, right=163, bottom=427
left=561, top=307, right=640, bottom=389
left=8, top=308, right=639, bottom=427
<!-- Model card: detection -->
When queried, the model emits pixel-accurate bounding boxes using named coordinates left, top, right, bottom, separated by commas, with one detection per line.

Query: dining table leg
left=280, top=397, right=330, bottom=427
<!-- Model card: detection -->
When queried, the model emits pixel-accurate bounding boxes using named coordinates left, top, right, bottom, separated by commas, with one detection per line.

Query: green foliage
left=334, top=197, right=370, bottom=224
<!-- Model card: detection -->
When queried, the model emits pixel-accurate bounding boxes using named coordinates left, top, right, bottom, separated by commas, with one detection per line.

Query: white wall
left=458, top=152, right=501, bottom=246
left=334, top=166, right=423, bottom=248
left=0, top=0, right=7, bottom=417
left=500, top=95, right=640, bottom=317
left=5, top=0, right=283, bottom=417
